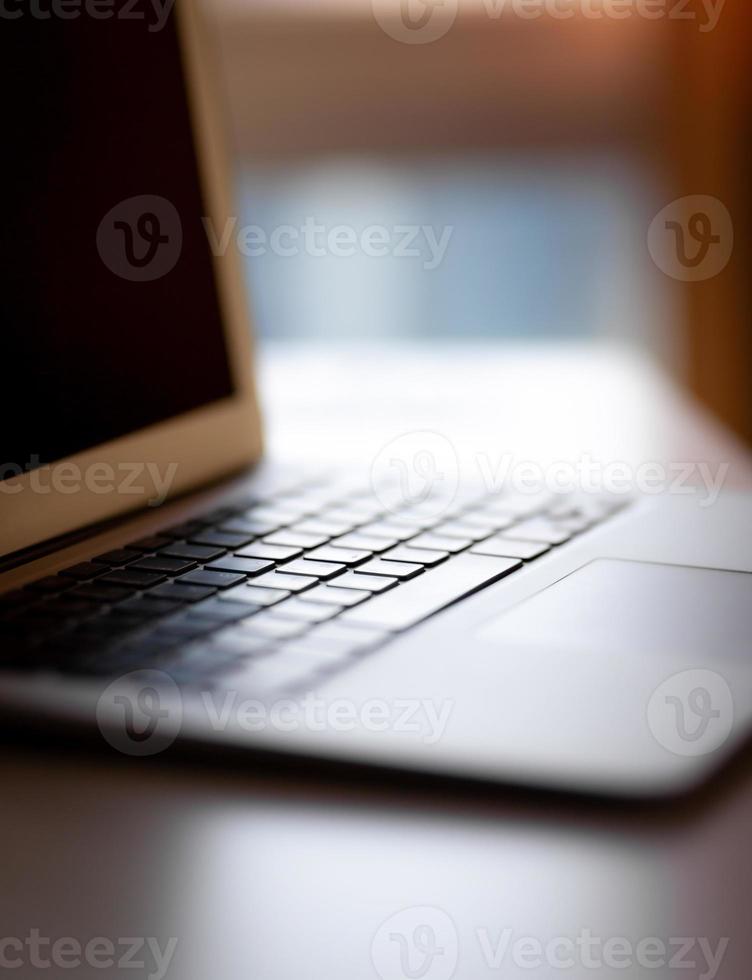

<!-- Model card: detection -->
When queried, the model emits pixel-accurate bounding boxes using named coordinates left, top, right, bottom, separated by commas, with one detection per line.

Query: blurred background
left=201, top=0, right=751, bottom=444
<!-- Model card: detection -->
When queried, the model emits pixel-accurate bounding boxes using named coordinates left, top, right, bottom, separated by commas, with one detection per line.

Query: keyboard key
left=290, top=519, right=354, bottom=537
left=479, top=493, right=550, bottom=518
left=432, top=520, right=495, bottom=541
left=270, top=598, right=342, bottom=623
left=326, top=572, right=397, bottom=593
left=355, top=559, right=423, bottom=580
left=385, top=511, right=435, bottom=530
left=161, top=542, right=225, bottom=562
left=331, top=533, right=397, bottom=553
left=148, top=582, right=217, bottom=603
left=40, top=597, right=100, bottom=619
left=92, top=548, right=142, bottom=566
left=307, top=620, right=390, bottom=653
left=306, top=546, right=371, bottom=566
left=154, top=613, right=217, bottom=640
left=100, top=569, right=166, bottom=589
left=59, top=562, right=108, bottom=581
left=193, top=629, right=272, bottom=659
left=458, top=511, right=515, bottom=532
left=162, top=519, right=209, bottom=539
left=109, top=597, right=182, bottom=620
left=262, top=530, right=330, bottom=549
left=189, top=531, right=252, bottom=549
left=244, top=505, right=302, bottom=525
left=406, top=533, right=472, bottom=553
left=129, top=535, right=172, bottom=552
left=278, top=558, right=342, bottom=580
left=132, top=556, right=197, bottom=575
left=239, top=614, right=308, bottom=640
left=25, top=576, right=74, bottom=594
left=175, top=570, right=246, bottom=590
left=219, top=585, right=291, bottom=607
left=71, top=583, right=134, bottom=603
left=500, top=517, right=573, bottom=545
left=340, top=553, right=522, bottom=631
left=235, top=543, right=303, bottom=562
left=381, top=546, right=448, bottom=567
left=204, top=556, right=275, bottom=576
left=219, top=518, right=277, bottom=536
left=301, top=584, right=371, bottom=607
left=356, top=521, right=418, bottom=541
left=276, top=637, right=354, bottom=663
left=248, top=572, right=318, bottom=593
left=471, top=537, right=551, bottom=560
left=186, top=598, right=260, bottom=623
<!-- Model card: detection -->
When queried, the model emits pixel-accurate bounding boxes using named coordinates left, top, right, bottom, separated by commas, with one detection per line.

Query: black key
left=381, top=546, right=448, bottom=567
left=341, top=553, right=522, bottom=631
left=282, top=558, right=345, bottom=579
left=305, top=546, right=371, bottom=566
left=92, top=548, right=142, bottom=566
left=70, top=583, right=134, bottom=603
left=128, top=535, right=173, bottom=552
left=25, top=576, right=74, bottom=595
left=220, top=518, right=277, bottom=536
left=262, top=530, right=330, bottom=549
left=148, top=582, right=217, bottom=603
left=189, top=531, right=252, bottom=549
left=132, top=556, right=198, bottom=575
left=100, top=569, right=167, bottom=589
left=175, top=570, right=246, bottom=590
left=235, top=543, right=302, bottom=562
left=39, top=598, right=100, bottom=619
left=204, top=556, right=274, bottom=576
left=154, top=613, right=217, bottom=639
left=0, top=590, right=37, bottom=612
left=355, top=559, right=423, bottom=580
left=160, top=542, right=225, bottom=562
left=162, top=519, right=208, bottom=539
left=109, top=597, right=183, bottom=620
left=201, top=506, right=239, bottom=524
left=186, top=598, right=260, bottom=623
left=59, top=562, right=108, bottom=581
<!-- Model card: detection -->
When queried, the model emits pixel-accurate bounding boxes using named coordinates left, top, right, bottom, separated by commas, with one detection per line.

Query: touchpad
left=478, top=559, right=752, bottom=663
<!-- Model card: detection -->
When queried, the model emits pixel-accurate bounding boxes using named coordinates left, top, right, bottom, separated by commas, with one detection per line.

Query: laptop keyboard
left=0, top=482, right=627, bottom=696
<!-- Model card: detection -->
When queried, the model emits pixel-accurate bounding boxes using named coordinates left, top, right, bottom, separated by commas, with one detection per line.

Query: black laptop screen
left=3, top=3, right=235, bottom=473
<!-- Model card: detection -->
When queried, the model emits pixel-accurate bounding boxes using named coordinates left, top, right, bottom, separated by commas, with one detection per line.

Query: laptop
left=2, top=0, right=751, bottom=798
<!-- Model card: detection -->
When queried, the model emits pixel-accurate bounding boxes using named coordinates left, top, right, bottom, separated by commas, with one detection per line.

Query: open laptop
left=2, top=0, right=751, bottom=798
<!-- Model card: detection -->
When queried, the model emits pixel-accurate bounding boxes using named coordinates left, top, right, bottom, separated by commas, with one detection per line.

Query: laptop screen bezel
left=1, top=0, right=263, bottom=560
